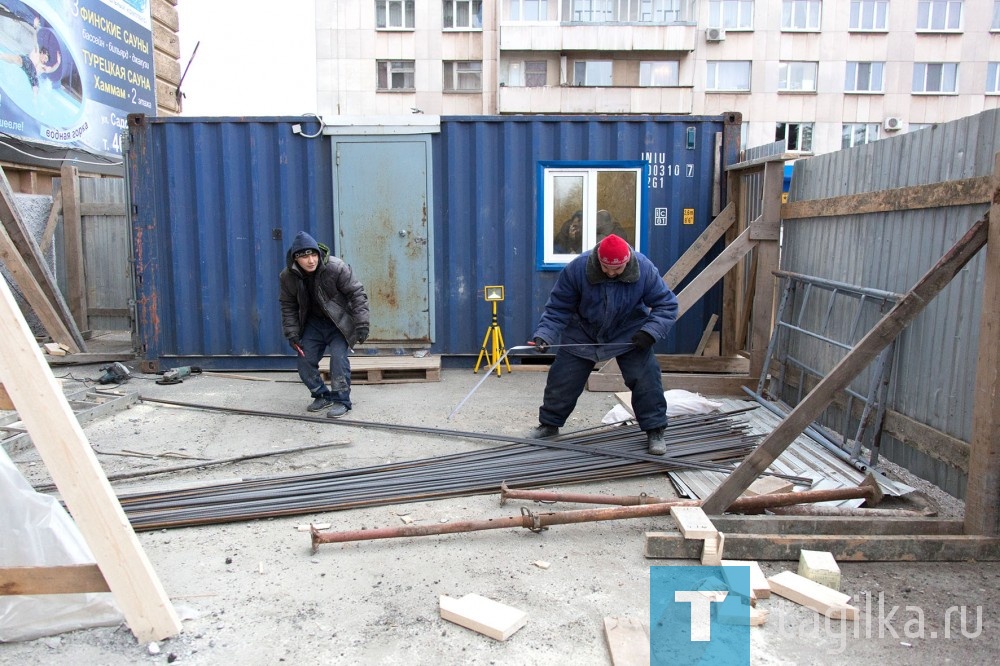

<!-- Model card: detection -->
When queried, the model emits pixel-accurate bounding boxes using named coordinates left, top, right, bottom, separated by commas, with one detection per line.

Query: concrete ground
left=1, top=360, right=997, bottom=665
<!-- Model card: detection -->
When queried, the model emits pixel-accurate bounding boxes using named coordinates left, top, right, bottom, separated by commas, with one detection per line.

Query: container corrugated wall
left=126, top=113, right=732, bottom=368
left=783, top=109, right=1000, bottom=497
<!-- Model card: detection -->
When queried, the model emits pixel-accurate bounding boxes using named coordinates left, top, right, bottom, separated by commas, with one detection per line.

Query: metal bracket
left=520, top=506, right=548, bottom=533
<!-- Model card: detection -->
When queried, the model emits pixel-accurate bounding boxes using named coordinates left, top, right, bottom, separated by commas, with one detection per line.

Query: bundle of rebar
left=118, top=410, right=759, bottom=531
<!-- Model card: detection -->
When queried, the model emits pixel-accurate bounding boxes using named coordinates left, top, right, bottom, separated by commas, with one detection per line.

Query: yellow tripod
left=474, top=298, right=511, bottom=376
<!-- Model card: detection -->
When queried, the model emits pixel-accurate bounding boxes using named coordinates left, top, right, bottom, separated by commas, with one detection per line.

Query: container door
left=332, top=137, right=434, bottom=344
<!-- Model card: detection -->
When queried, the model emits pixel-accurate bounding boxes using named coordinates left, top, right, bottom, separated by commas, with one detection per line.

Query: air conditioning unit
left=706, top=27, right=726, bottom=42
left=883, top=117, right=904, bottom=132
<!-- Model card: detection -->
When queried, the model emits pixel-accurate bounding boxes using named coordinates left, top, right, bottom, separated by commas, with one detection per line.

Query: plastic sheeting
left=0, top=448, right=122, bottom=642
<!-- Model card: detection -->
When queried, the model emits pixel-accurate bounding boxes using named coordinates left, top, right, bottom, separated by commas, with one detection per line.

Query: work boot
left=528, top=424, right=559, bottom=439
left=307, top=395, right=335, bottom=412
left=646, top=427, right=667, bottom=455
left=326, top=403, right=350, bottom=418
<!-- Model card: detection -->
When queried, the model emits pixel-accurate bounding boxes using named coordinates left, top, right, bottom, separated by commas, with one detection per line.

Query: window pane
left=526, top=61, right=547, bottom=86
left=553, top=176, right=585, bottom=255
left=640, top=61, right=679, bottom=86
left=596, top=171, right=637, bottom=247
left=989, top=62, right=1000, bottom=93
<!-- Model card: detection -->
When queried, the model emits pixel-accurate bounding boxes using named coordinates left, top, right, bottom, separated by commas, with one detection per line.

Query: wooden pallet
left=321, top=354, right=441, bottom=385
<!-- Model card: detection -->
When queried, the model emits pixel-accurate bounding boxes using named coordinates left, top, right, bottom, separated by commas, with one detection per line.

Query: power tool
left=156, top=366, right=203, bottom=385
left=97, top=362, right=132, bottom=385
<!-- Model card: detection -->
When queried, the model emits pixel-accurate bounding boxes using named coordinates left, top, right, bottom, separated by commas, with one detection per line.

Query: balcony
left=498, top=85, right=694, bottom=114
left=500, top=23, right=697, bottom=52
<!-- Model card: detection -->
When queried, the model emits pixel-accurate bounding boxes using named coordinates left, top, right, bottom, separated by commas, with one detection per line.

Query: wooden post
left=0, top=277, right=181, bottom=641
left=748, top=161, right=782, bottom=379
left=964, top=153, right=1000, bottom=536
left=60, top=164, right=88, bottom=333
left=702, top=214, right=990, bottom=514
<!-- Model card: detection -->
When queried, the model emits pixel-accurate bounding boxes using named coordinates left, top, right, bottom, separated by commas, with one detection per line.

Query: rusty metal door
left=332, top=137, right=434, bottom=344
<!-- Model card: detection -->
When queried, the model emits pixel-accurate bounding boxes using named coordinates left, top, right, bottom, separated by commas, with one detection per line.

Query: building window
left=444, top=61, right=483, bottom=91
left=707, top=61, right=751, bottom=91
left=444, top=0, right=483, bottom=29
left=779, top=61, right=817, bottom=92
left=525, top=61, right=547, bottom=86
left=510, top=0, right=548, bottom=20
left=917, top=1, right=962, bottom=31
left=776, top=122, right=813, bottom=152
left=782, top=0, right=821, bottom=31
left=912, top=62, right=958, bottom=93
left=845, top=62, right=885, bottom=92
left=850, top=1, right=888, bottom=30
left=994, top=1, right=1000, bottom=30
left=539, top=163, right=645, bottom=267
left=640, top=61, right=679, bottom=86
left=573, top=60, right=613, bottom=86
left=842, top=123, right=880, bottom=149
left=376, top=1, right=415, bottom=29
left=988, top=63, right=1000, bottom=93
left=377, top=60, right=415, bottom=91
left=708, top=0, right=754, bottom=30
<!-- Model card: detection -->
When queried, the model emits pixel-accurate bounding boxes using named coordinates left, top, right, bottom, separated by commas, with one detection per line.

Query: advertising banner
left=0, top=0, right=154, bottom=159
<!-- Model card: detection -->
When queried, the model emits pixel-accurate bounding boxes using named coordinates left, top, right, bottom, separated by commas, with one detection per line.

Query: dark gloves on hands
left=532, top=337, right=550, bottom=353
left=631, top=330, right=655, bottom=351
left=356, top=326, right=369, bottom=344
left=288, top=336, right=301, bottom=351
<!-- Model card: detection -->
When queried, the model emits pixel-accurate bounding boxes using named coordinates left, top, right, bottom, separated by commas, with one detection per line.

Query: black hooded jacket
left=279, top=231, right=370, bottom=346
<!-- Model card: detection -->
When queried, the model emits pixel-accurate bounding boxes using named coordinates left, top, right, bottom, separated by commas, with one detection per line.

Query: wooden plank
left=78, top=202, right=128, bottom=216
left=644, top=532, right=1000, bottom=562
left=0, top=277, right=180, bottom=642
left=0, top=564, right=110, bottom=595
left=603, top=616, right=649, bottom=666
left=671, top=506, right=718, bottom=539
left=709, top=515, right=965, bottom=536
left=701, top=532, right=724, bottom=565
left=0, top=382, right=13, bottom=410
left=743, top=476, right=793, bottom=497
left=965, top=154, right=1000, bottom=537
left=439, top=593, right=527, bottom=641
left=586, top=371, right=751, bottom=395
left=60, top=165, right=87, bottom=332
left=676, top=225, right=755, bottom=316
left=749, top=241, right=779, bottom=379
left=781, top=176, right=991, bottom=220
left=767, top=571, right=857, bottom=620
left=324, top=354, right=439, bottom=370
left=798, top=550, right=841, bottom=591
left=659, top=355, right=749, bottom=373
left=695, top=313, right=718, bottom=355
left=663, top=203, right=736, bottom=289
left=40, top=189, right=62, bottom=252
left=702, top=214, right=990, bottom=514
left=720, top=560, right=770, bottom=599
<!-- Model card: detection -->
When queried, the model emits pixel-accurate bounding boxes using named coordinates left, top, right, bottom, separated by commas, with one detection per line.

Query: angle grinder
left=156, top=366, right=203, bottom=385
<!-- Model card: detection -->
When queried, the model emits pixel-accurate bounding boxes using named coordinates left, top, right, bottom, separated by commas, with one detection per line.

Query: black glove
left=356, top=326, right=369, bottom=344
left=631, top=330, right=655, bottom=351
left=288, top=336, right=301, bottom=351
left=532, top=337, right=549, bottom=353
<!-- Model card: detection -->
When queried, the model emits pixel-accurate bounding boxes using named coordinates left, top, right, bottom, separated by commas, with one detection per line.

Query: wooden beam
left=0, top=565, right=110, bottom=595
left=781, top=176, right=991, bottom=220
left=645, top=532, right=1000, bottom=562
left=676, top=225, right=756, bottom=316
left=663, top=203, right=736, bottom=289
left=659, top=355, right=749, bottom=373
left=695, top=313, right=718, bottom=355
left=709, top=515, right=965, bottom=535
left=965, top=154, right=1000, bottom=537
left=78, top=202, right=128, bottom=216
left=702, top=213, right=990, bottom=514
left=587, top=370, right=751, bottom=395
left=0, top=277, right=180, bottom=642
left=40, top=189, right=62, bottom=252
left=0, top=167, right=84, bottom=352
left=60, top=164, right=88, bottom=332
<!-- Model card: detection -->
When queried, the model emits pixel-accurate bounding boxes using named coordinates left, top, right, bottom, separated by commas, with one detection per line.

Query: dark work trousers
left=297, top=315, right=352, bottom=408
left=539, top=345, right=667, bottom=432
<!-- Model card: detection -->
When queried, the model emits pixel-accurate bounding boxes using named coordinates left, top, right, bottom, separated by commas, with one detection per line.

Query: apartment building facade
left=316, top=1, right=1000, bottom=156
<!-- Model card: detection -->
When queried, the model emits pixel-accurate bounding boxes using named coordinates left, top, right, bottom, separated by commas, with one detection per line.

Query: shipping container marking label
left=683, top=208, right=695, bottom=225
left=654, top=208, right=668, bottom=226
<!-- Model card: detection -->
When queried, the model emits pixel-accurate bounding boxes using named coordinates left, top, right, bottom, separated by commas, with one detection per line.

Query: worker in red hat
left=528, top=234, right=678, bottom=454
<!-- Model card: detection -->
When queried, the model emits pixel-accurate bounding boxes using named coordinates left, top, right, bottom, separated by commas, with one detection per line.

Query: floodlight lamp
left=484, top=285, right=505, bottom=302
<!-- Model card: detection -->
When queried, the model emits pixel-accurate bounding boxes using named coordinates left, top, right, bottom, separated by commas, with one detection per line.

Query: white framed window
left=444, top=0, right=483, bottom=29
left=776, top=122, right=813, bottom=152
left=510, top=0, right=548, bottom=20
left=779, top=61, right=817, bottom=92
left=640, top=61, right=679, bottom=87
left=573, top=60, right=613, bottom=86
left=571, top=0, right=613, bottom=22
left=917, top=1, right=962, bottom=31
left=377, top=60, right=415, bottom=91
left=845, top=62, right=885, bottom=92
left=525, top=61, right=547, bottom=86
left=539, top=163, right=645, bottom=267
left=782, top=0, right=821, bottom=31
left=912, top=62, right=958, bottom=93
left=988, top=63, right=1000, bottom=94
left=642, top=0, right=688, bottom=23
left=708, top=0, right=754, bottom=30
left=994, top=1, right=1000, bottom=30
left=707, top=61, right=751, bottom=91
left=444, top=61, right=482, bottom=91
left=376, top=0, right=415, bottom=29
left=842, top=123, right=880, bottom=149
left=850, top=0, right=888, bottom=30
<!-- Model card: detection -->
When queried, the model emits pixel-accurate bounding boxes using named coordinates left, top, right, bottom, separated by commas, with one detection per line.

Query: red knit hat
left=597, top=234, right=630, bottom=267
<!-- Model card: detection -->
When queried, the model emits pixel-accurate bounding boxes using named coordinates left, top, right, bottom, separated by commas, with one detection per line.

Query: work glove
left=356, top=326, right=369, bottom=344
left=288, top=336, right=301, bottom=351
left=531, top=337, right=549, bottom=353
left=631, top=330, right=655, bottom=351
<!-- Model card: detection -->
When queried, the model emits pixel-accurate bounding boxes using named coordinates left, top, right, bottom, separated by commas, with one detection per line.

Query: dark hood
left=285, top=231, right=330, bottom=271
